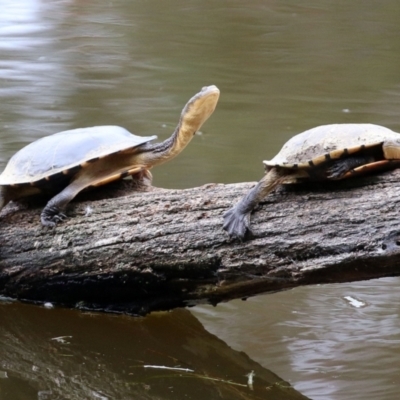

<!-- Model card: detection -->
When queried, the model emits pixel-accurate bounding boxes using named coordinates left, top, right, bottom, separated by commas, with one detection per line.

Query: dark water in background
left=1, top=0, right=400, bottom=399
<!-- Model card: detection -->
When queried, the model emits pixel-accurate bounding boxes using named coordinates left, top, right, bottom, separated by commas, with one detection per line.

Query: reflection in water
left=0, top=302, right=307, bottom=400
left=1, top=0, right=400, bottom=399
left=193, top=277, right=400, bottom=400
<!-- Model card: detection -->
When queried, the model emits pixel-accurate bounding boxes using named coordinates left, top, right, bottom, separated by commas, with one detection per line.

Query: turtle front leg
left=223, top=168, right=286, bottom=240
left=41, top=181, right=85, bottom=227
left=41, top=203, right=67, bottom=227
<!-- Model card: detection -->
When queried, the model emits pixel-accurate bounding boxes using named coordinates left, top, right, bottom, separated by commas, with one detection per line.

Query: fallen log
left=1, top=169, right=400, bottom=315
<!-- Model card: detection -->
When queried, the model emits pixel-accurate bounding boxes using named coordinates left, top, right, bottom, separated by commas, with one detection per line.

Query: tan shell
left=263, top=124, right=400, bottom=171
left=0, top=126, right=156, bottom=185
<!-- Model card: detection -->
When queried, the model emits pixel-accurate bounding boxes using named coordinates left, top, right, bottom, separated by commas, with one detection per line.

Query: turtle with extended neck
left=0, top=85, right=220, bottom=226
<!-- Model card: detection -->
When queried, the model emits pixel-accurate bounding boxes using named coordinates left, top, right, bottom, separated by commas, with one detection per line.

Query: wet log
left=1, top=169, right=400, bottom=315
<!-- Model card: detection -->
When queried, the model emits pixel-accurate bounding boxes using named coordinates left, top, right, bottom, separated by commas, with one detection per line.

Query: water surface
left=1, top=0, right=400, bottom=399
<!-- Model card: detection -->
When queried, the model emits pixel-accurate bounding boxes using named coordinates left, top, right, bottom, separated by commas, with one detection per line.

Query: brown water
left=1, top=0, right=400, bottom=398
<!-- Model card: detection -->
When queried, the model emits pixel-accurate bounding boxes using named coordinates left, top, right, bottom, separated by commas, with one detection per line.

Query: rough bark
left=1, top=169, right=400, bottom=315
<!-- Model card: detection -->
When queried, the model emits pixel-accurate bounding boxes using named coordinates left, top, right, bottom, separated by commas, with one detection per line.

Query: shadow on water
left=0, top=301, right=309, bottom=400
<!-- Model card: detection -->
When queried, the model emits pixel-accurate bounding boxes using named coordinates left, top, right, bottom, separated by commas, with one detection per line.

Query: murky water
left=1, top=0, right=400, bottom=399
left=193, top=278, right=400, bottom=400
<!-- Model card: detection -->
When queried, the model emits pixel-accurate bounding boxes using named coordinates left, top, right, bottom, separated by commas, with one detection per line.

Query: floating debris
left=50, top=336, right=73, bottom=344
left=143, top=365, right=194, bottom=373
left=344, top=295, right=366, bottom=308
left=246, top=370, right=255, bottom=390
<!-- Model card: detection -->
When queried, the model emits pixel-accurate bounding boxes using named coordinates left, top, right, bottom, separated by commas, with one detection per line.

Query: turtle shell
left=263, top=124, right=400, bottom=170
left=0, top=126, right=157, bottom=185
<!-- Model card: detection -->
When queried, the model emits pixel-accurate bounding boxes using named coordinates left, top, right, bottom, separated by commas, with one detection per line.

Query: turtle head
left=143, top=85, right=220, bottom=167
left=171, top=85, right=220, bottom=158
left=178, top=85, right=220, bottom=138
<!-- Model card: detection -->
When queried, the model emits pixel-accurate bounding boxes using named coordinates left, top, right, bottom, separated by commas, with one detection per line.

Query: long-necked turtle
left=0, top=85, right=220, bottom=226
left=223, top=123, right=400, bottom=240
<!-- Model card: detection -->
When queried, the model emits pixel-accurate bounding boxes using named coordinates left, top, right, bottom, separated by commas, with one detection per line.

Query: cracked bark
left=1, top=169, right=400, bottom=315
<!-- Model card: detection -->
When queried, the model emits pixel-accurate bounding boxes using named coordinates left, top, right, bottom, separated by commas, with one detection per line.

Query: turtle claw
left=41, top=206, right=67, bottom=227
left=326, top=164, right=347, bottom=179
left=223, top=207, right=252, bottom=241
left=326, top=160, right=352, bottom=179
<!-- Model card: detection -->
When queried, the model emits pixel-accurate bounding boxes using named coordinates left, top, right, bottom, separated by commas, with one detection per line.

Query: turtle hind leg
left=0, top=186, right=11, bottom=213
left=223, top=168, right=286, bottom=240
left=0, top=186, right=20, bottom=213
left=326, top=155, right=375, bottom=179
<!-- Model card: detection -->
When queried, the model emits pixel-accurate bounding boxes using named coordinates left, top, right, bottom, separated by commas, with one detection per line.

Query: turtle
left=0, top=85, right=220, bottom=226
left=223, top=123, right=400, bottom=240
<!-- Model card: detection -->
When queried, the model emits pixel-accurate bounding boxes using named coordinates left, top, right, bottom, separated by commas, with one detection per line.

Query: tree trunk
left=1, top=169, right=400, bottom=315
